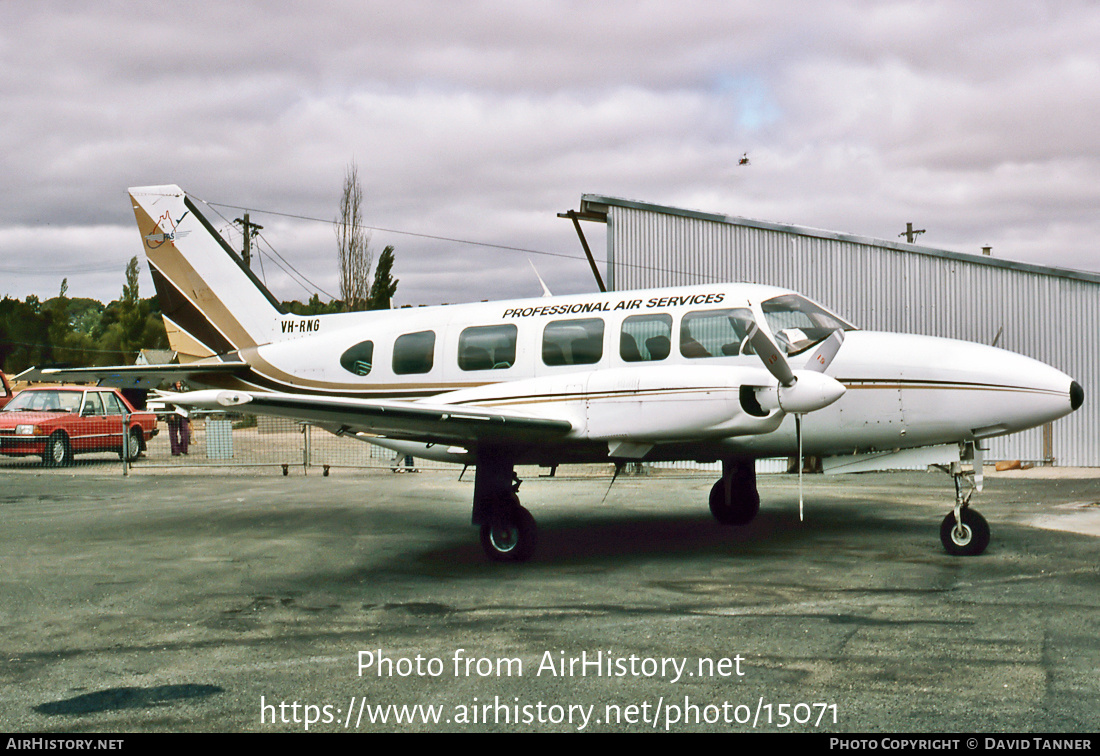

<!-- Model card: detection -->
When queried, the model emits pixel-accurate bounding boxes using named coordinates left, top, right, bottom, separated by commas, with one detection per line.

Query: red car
left=0, top=386, right=158, bottom=466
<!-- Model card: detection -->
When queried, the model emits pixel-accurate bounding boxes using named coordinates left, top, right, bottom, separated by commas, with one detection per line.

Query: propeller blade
left=796, top=414, right=804, bottom=521
left=804, top=329, right=845, bottom=373
left=747, top=322, right=796, bottom=387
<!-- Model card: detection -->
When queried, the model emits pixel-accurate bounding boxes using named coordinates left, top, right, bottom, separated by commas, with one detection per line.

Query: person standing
left=167, top=381, right=191, bottom=456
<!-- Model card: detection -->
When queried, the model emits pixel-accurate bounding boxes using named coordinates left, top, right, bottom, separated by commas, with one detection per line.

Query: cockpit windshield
left=759, top=294, right=855, bottom=356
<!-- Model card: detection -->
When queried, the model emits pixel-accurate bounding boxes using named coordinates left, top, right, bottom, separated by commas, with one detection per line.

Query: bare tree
left=335, top=163, right=372, bottom=312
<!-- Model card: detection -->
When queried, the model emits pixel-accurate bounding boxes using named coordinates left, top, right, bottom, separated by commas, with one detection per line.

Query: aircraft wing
left=16, top=362, right=249, bottom=390
left=164, top=389, right=576, bottom=447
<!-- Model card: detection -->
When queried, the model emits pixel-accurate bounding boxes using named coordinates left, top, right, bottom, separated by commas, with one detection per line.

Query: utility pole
left=234, top=213, right=263, bottom=268
left=899, top=222, right=926, bottom=244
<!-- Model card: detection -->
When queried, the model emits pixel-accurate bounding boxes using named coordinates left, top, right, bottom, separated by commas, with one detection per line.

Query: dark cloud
left=2, top=1, right=1098, bottom=305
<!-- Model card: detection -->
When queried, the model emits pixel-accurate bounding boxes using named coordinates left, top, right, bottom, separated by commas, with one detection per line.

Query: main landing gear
left=471, top=451, right=537, bottom=562
left=709, top=459, right=760, bottom=526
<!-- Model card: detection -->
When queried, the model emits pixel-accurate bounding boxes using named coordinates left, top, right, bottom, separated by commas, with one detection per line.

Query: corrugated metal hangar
left=573, top=194, right=1099, bottom=467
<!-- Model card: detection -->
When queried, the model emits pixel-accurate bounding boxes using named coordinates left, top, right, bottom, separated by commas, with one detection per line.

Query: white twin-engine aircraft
left=31, top=186, right=1084, bottom=562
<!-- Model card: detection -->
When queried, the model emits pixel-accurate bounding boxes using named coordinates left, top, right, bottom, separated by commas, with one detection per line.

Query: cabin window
left=392, top=331, right=436, bottom=374
left=340, top=340, right=375, bottom=376
left=680, top=308, right=754, bottom=358
left=542, top=318, right=604, bottom=366
left=620, top=314, right=673, bottom=362
left=458, top=324, right=517, bottom=371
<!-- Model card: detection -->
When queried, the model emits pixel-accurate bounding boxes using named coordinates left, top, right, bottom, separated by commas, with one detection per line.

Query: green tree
left=281, top=294, right=345, bottom=316
left=0, top=260, right=168, bottom=373
left=42, top=281, right=71, bottom=362
left=0, top=295, right=49, bottom=372
left=97, top=257, right=167, bottom=364
left=366, top=245, right=398, bottom=310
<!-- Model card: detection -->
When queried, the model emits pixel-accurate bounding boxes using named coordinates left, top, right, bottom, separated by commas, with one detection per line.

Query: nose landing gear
left=938, top=442, right=990, bottom=556
left=941, top=507, right=990, bottom=556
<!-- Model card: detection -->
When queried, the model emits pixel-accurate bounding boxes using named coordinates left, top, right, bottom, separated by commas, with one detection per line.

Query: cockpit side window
left=680, top=309, right=748, bottom=359
left=340, top=341, right=375, bottom=376
left=459, top=324, right=518, bottom=371
left=393, top=331, right=436, bottom=375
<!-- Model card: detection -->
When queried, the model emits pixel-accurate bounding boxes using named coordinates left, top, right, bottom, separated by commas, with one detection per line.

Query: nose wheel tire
left=940, top=509, right=990, bottom=556
left=479, top=506, right=537, bottom=563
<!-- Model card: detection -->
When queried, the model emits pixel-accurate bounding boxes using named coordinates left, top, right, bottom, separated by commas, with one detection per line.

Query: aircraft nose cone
left=1070, top=381, right=1084, bottom=411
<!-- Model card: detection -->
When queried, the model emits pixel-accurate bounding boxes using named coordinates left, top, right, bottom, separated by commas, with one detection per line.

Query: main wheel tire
left=709, top=478, right=760, bottom=525
left=479, top=506, right=538, bottom=563
left=119, top=427, right=143, bottom=461
left=940, top=509, right=990, bottom=556
left=43, top=433, right=72, bottom=467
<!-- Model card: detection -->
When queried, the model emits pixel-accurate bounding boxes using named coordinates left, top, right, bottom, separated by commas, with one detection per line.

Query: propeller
left=745, top=321, right=846, bottom=518
left=746, top=324, right=845, bottom=413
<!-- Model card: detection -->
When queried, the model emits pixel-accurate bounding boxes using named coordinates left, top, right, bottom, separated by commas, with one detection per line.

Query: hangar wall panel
left=599, top=201, right=1098, bottom=467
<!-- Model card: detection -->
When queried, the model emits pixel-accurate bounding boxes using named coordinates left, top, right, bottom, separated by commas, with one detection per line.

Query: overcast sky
left=2, top=1, right=1099, bottom=308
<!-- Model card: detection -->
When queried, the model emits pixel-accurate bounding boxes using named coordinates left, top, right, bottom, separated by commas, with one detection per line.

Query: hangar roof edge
left=579, top=194, right=1100, bottom=286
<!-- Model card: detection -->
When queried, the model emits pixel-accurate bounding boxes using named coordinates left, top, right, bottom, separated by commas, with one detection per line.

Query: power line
left=197, top=197, right=337, bottom=301
left=254, top=229, right=339, bottom=301
left=204, top=197, right=591, bottom=264
left=199, top=196, right=723, bottom=285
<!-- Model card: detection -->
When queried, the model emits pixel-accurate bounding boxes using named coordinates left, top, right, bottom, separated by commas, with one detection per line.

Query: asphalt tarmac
left=1, top=465, right=1097, bottom=734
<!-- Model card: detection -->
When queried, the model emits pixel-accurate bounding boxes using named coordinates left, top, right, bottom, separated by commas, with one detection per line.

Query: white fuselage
left=199, top=282, right=1078, bottom=465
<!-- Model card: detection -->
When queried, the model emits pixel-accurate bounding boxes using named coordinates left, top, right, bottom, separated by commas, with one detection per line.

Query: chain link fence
left=126, top=413, right=464, bottom=473
left=1, top=411, right=788, bottom=477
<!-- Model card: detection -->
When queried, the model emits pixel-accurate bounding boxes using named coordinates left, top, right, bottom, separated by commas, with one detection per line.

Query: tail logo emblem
left=144, top=210, right=191, bottom=248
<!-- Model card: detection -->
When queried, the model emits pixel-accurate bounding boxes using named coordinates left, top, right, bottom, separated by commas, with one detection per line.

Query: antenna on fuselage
left=602, top=462, right=624, bottom=503
left=528, top=259, right=553, bottom=297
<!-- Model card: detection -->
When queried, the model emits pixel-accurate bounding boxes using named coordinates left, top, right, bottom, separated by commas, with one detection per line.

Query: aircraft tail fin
left=129, top=185, right=286, bottom=360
